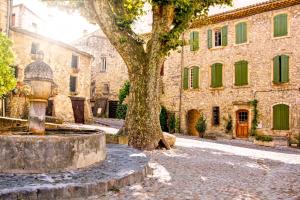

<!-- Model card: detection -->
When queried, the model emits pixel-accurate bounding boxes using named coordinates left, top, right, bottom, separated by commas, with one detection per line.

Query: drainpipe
left=178, top=33, right=185, bottom=132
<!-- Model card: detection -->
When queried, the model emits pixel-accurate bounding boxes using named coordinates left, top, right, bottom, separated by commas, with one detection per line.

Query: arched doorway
left=236, top=109, right=249, bottom=138
left=187, top=109, right=200, bottom=136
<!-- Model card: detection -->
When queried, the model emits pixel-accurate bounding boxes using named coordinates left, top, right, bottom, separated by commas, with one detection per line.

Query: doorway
left=71, top=98, right=85, bottom=124
left=236, top=110, right=249, bottom=138
left=187, top=109, right=200, bottom=136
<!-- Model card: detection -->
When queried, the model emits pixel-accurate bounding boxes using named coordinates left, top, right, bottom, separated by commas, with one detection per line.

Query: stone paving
left=96, top=136, right=300, bottom=200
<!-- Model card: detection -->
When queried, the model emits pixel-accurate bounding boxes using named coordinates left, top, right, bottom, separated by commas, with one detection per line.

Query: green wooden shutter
left=273, top=104, right=289, bottom=130
left=273, top=56, right=280, bottom=83
left=235, top=62, right=241, bottom=85
left=183, top=68, right=189, bottom=90
left=281, top=55, right=289, bottom=83
left=236, top=22, right=247, bottom=44
left=192, top=66, right=199, bottom=89
left=207, top=29, right=212, bottom=49
left=190, top=32, right=194, bottom=51
left=216, top=63, right=222, bottom=87
left=242, top=23, right=247, bottom=43
left=211, top=64, right=216, bottom=87
left=274, top=14, right=288, bottom=37
left=221, top=26, right=228, bottom=46
left=190, top=32, right=199, bottom=51
left=241, top=61, right=248, bottom=85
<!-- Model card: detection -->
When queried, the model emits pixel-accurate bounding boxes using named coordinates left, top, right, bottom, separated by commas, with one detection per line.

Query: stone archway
left=187, top=109, right=200, bottom=136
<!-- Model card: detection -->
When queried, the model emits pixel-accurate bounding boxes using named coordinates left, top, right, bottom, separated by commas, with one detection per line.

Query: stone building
left=74, top=30, right=128, bottom=118
left=6, top=27, right=94, bottom=123
left=0, top=0, right=10, bottom=34
left=161, top=0, right=300, bottom=140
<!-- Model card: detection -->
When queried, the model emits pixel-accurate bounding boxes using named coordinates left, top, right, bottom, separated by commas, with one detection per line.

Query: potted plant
left=195, top=113, right=207, bottom=138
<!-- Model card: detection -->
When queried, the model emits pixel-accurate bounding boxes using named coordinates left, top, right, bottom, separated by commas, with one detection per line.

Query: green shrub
left=224, top=114, right=233, bottom=133
left=160, top=106, right=168, bottom=132
left=195, top=113, right=207, bottom=138
left=116, top=104, right=127, bottom=119
left=255, top=135, right=273, bottom=142
left=118, top=81, right=130, bottom=104
left=175, top=116, right=180, bottom=133
left=169, top=113, right=175, bottom=133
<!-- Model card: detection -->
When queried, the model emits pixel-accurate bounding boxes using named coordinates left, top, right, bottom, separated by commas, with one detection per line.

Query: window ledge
left=272, top=35, right=291, bottom=40
left=271, top=82, right=290, bottom=87
left=69, top=92, right=78, bottom=96
left=209, top=86, right=224, bottom=91
left=232, top=85, right=251, bottom=89
left=209, top=46, right=225, bottom=51
left=71, top=68, right=80, bottom=73
left=234, top=42, right=249, bottom=47
left=183, top=88, right=201, bottom=92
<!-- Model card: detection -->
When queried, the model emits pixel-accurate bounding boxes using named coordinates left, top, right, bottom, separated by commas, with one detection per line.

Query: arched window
left=273, top=104, right=289, bottom=130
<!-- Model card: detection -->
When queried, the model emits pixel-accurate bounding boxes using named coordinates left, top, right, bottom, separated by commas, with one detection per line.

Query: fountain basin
left=0, top=132, right=106, bottom=173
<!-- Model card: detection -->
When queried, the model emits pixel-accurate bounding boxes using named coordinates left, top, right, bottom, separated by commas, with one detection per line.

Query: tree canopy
left=0, top=33, right=16, bottom=97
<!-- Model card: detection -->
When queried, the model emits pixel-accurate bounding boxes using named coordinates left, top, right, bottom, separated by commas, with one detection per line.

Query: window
left=71, top=54, right=78, bottom=69
left=100, top=57, right=107, bottom=72
left=212, top=107, right=220, bottom=126
left=103, top=83, right=109, bottom=94
left=273, top=104, right=289, bottom=130
left=238, top=111, right=248, bottom=122
left=274, top=14, right=288, bottom=37
left=208, top=26, right=227, bottom=49
left=273, top=55, right=289, bottom=84
left=235, top=22, right=247, bottom=44
left=69, top=76, right=77, bottom=92
left=215, top=30, right=222, bottom=47
left=190, top=31, right=199, bottom=51
left=235, top=60, right=248, bottom=86
left=183, top=66, right=199, bottom=90
left=11, top=14, right=16, bottom=26
left=211, top=63, right=223, bottom=88
left=31, top=42, right=39, bottom=54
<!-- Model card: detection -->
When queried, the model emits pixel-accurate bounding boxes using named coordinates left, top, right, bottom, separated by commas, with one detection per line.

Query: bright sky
left=14, top=0, right=269, bottom=43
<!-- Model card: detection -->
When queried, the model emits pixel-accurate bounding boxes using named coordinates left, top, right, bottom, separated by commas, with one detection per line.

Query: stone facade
left=7, top=28, right=93, bottom=123
left=161, top=0, right=300, bottom=139
left=0, top=0, right=9, bottom=33
left=74, top=30, right=128, bottom=117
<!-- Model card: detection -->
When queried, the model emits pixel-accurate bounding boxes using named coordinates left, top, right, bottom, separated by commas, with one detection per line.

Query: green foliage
left=175, top=116, right=180, bottom=133
left=250, top=99, right=259, bottom=136
left=116, top=81, right=130, bottom=119
left=255, top=135, right=273, bottom=142
left=169, top=113, right=176, bottom=133
left=0, top=33, right=16, bottom=97
left=160, top=106, right=168, bottom=132
left=223, top=114, right=232, bottom=133
left=196, top=113, right=207, bottom=137
left=118, top=81, right=130, bottom=104
left=116, top=104, right=127, bottom=119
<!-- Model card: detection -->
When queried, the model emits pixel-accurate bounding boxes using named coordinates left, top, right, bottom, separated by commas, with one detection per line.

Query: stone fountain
left=0, top=52, right=106, bottom=173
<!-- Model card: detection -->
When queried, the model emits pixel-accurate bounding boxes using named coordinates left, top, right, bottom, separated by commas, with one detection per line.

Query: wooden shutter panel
left=281, top=104, right=289, bottom=130
left=242, top=23, right=247, bottom=43
left=273, top=104, right=289, bottom=130
left=211, top=64, right=216, bottom=87
left=190, top=32, right=194, bottom=51
left=273, top=105, right=280, bottom=130
left=281, top=55, right=289, bottom=83
left=273, top=56, right=280, bottom=83
left=192, top=66, right=199, bottom=89
left=235, top=23, right=241, bottom=44
left=274, top=14, right=288, bottom=37
left=216, top=63, right=223, bottom=87
left=207, top=29, right=212, bottom=49
left=194, top=32, right=199, bottom=51
left=221, top=26, right=228, bottom=46
left=241, top=61, right=248, bottom=85
left=236, top=23, right=247, bottom=44
left=183, top=68, right=189, bottom=90
left=235, top=62, right=242, bottom=85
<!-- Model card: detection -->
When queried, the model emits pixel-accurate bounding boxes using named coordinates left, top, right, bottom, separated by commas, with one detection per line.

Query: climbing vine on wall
left=249, top=99, right=259, bottom=136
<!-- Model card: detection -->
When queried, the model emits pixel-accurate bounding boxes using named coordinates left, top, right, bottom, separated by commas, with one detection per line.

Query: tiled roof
left=191, top=0, right=300, bottom=28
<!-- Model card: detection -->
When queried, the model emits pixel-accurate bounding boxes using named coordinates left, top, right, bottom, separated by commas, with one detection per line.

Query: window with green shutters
left=235, top=60, right=248, bottom=86
left=208, top=26, right=227, bottom=49
left=273, top=104, right=289, bottom=130
left=183, top=67, right=199, bottom=90
left=211, top=63, right=223, bottom=88
left=274, top=14, right=288, bottom=37
left=190, top=31, right=199, bottom=51
left=235, top=22, right=247, bottom=44
left=273, top=55, right=289, bottom=84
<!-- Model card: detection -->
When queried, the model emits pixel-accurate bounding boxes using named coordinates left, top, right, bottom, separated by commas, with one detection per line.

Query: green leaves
left=0, top=33, right=16, bottom=97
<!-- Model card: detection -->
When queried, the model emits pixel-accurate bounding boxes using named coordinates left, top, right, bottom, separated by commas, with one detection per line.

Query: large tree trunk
left=125, top=60, right=169, bottom=150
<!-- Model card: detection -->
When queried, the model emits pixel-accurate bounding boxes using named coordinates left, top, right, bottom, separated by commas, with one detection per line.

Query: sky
left=14, top=0, right=270, bottom=43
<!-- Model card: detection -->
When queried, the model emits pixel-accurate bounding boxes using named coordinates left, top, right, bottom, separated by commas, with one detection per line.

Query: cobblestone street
left=96, top=136, right=300, bottom=200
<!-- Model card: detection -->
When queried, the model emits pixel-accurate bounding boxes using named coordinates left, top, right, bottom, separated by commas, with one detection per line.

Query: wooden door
left=71, top=99, right=85, bottom=124
left=108, top=101, right=118, bottom=118
left=236, top=110, right=249, bottom=138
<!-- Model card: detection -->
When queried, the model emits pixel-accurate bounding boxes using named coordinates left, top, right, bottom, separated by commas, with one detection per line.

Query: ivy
left=116, top=81, right=130, bottom=119
left=249, top=99, right=259, bottom=136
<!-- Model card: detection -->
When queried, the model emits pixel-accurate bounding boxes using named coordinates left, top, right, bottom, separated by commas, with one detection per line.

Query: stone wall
left=74, top=30, right=128, bottom=117
left=7, top=29, right=93, bottom=123
left=0, top=0, right=8, bottom=33
left=162, top=4, right=300, bottom=138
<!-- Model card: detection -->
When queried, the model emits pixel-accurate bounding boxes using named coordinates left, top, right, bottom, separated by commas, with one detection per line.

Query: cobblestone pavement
left=94, top=136, right=300, bottom=200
